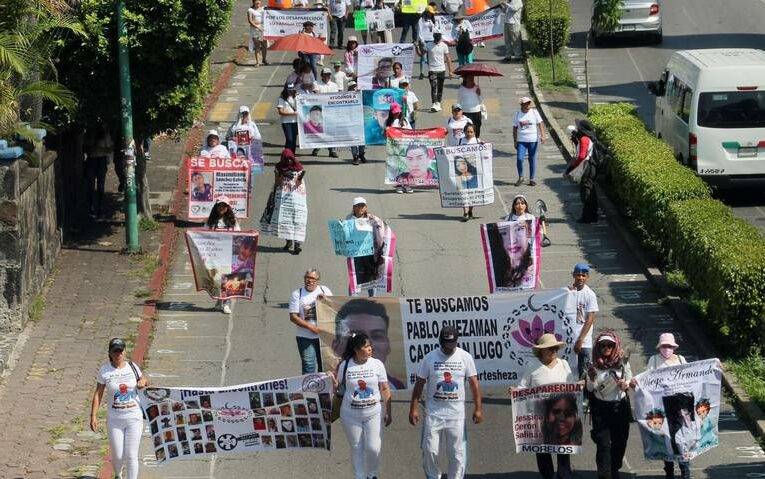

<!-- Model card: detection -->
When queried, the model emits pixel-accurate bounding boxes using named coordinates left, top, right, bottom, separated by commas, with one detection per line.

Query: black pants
left=536, top=452, right=571, bottom=479
left=85, top=156, right=108, bottom=215
left=590, top=397, right=630, bottom=479
left=330, top=15, right=345, bottom=47
left=464, top=111, right=482, bottom=137
left=282, top=122, right=298, bottom=153
left=429, top=71, right=445, bottom=104
left=580, top=172, right=598, bottom=222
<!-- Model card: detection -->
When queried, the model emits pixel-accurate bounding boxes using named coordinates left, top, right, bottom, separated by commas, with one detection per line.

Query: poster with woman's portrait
left=480, top=219, right=542, bottom=293
left=435, top=143, right=494, bottom=207
left=510, top=383, right=584, bottom=454
left=185, top=230, right=259, bottom=300
left=384, top=127, right=446, bottom=187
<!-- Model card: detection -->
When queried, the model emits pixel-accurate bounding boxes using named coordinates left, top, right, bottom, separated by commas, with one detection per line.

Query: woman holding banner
left=206, top=197, right=241, bottom=314
left=586, top=331, right=633, bottom=479
left=335, top=332, right=392, bottom=479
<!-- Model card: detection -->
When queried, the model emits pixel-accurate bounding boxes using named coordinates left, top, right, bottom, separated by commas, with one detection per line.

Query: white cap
left=321, top=67, right=332, bottom=75
left=566, top=125, right=577, bottom=135
left=207, top=129, right=220, bottom=138
left=348, top=35, right=358, bottom=43
left=598, top=335, right=617, bottom=344
left=520, top=96, right=532, bottom=104
left=352, top=196, right=367, bottom=206
left=215, top=195, right=231, bottom=205
left=239, top=105, right=250, bottom=114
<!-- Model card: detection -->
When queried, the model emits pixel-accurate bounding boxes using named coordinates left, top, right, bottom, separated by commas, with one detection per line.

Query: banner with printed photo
left=365, top=8, right=395, bottom=32
left=296, top=92, right=365, bottom=149
left=263, top=8, right=329, bottom=40
left=511, top=383, right=585, bottom=455
left=420, top=7, right=503, bottom=44
left=480, top=219, right=542, bottom=293
left=185, top=230, right=259, bottom=300
left=632, top=359, right=722, bottom=462
left=385, top=127, right=446, bottom=187
left=327, top=219, right=374, bottom=257
left=346, top=226, right=395, bottom=296
left=356, top=44, right=416, bottom=91
left=435, top=143, right=495, bottom=207
left=260, top=175, right=307, bottom=242
left=227, top=132, right=264, bottom=175
left=316, top=288, right=578, bottom=390
left=140, top=374, right=333, bottom=463
left=362, top=88, right=406, bottom=145
left=187, top=157, right=251, bottom=221
left=401, top=0, right=427, bottom=13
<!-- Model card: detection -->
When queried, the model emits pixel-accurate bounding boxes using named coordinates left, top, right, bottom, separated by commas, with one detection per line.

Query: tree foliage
left=591, top=0, right=624, bottom=34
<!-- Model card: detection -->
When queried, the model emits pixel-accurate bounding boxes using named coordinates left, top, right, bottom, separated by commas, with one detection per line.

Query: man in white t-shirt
left=409, top=326, right=483, bottom=479
left=417, top=32, right=453, bottom=112
left=567, top=262, right=599, bottom=379
left=289, top=269, right=333, bottom=373
left=247, top=0, right=268, bottom=66
left=501, top=0, right=523, bottom=61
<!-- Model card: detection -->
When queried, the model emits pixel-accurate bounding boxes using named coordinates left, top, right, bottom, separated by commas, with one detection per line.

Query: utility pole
left=117, top=0, right=140, bottom=253
left=548, top=0, right=556, bottom=81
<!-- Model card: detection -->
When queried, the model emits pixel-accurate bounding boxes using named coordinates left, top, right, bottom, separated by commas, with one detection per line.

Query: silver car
left=591, top=0, right=663, bottom=44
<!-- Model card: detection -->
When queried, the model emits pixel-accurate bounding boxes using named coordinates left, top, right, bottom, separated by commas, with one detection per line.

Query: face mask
left=659, top=346, right=674, bottom=359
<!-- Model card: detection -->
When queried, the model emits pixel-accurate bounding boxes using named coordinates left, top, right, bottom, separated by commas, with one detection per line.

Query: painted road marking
left=251, top=101, right=272, bottom=120
left=208, top=102, right=235, bottom=122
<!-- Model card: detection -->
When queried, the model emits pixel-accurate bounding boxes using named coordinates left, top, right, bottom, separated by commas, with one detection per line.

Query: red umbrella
left=268, top=33, right=333, bottom=55
left=453, top=63, right=504, bottom=77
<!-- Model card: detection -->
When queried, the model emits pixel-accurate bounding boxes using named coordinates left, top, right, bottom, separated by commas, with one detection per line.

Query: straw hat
left=533, top=333, right=565, bottom=349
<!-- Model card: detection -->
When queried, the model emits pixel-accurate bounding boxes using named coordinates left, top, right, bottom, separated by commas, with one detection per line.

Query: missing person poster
left=511, top=383, right=585, bottom=455
left=363, top=88, right=406, bottom=145
left=263, top=8, right=329, bottom=39
left=260, top=175, right=307, bottom=243
left=356, top=43, right=415, bottom=90
left=365, top=8, right=395, bottom=32
left=296, top=92, right=365, bottom=149
left=346, top=226, right=395, bottom=296
left=435, top=143, right=494, bottom=207
left=185, top=230, right=258, bottom=300
left=632, top=359, right=722, bottom=462
left=316, top=289, right=578, bottom=390
left=187, top=157, right=250, bottom=221
left=419, top=7, right=503, bottom=44
left=227, top=131, right=264, bottom=175
left=327, top=219, right=374, bottom=257
left=480, top=219, right=542, bottom=293
left=385, top=127, right=446, bottom=187
left=141, top=374, right=333, bottom=463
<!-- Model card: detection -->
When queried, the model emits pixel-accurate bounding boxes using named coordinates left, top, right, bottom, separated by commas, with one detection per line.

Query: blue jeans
left=351, top=145, right=365, bottom=158
left=299, top=53, right=318, bottom=77
left=296, top=337, right=322, bottom=374
left=282, top=122, right=297, bottom=153
left=516, top=141, right=539, bottom=179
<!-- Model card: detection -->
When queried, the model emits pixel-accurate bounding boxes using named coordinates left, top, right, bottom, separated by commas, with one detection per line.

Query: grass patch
left=529, top=53, right=577, bottom=91
left=728, top=356, right=765, bottom=412
left=46, top=424, right=67, bottom=443
left=29, top=294, right=45, bottom=322
left=129, top=253, right=161, bottom=280
left=133, top=287, right=152, bottom=298
left=139, top=216, right=161, bottom=232
left=665, top=269, right=692, bottom=294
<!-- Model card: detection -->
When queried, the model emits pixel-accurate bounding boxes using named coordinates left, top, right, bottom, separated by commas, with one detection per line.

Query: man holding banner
left=409, top=326, right=483, bottom=479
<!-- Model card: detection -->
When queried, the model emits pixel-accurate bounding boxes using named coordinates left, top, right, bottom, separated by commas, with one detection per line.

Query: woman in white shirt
left=202, top=129, right=230, bottom=157
left=505, top=193, right=535, bottom=221
left=90, top=338, right=147, bottom=479
left=458, top=74, right=483, bottom=136
left=276, top=84, right=299, bottom=153
left=514, top=333, right=575, bottom=479
left=586, top=331, right=633, bottom=479
left=336, top=333, right=392, bottom=479
left=512, top=96, right=546, bottom=186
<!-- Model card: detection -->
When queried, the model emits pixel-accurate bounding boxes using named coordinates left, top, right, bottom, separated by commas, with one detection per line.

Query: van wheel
left=652, top=30, right=663, bottom=44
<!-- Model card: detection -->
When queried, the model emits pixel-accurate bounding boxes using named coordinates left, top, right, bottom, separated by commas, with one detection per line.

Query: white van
left=652, top=49, right=765, bottom=187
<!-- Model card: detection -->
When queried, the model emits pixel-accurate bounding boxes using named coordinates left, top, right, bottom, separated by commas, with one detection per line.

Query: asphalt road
left=567, top=0, right=765, bottom=234
left=134, top=4, right=765, bottom=477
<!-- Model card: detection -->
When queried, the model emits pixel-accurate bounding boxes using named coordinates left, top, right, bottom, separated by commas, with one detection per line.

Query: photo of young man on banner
left=185, top=230, right=259, bottom=300
left=363, top=88, right=406, bottom=145
left=435, top=143, right=494, bottom=207
left=296, top=92, right=365, bottom=149
left=187, top=156, right=251, bottom=221
left=385, top=127, right=446, bottom=187
left=356, top=44, right=415, bottom=90
left=480, top=219, right=542, bottom=292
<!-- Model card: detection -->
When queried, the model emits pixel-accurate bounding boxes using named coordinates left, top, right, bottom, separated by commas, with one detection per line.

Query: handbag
left=330, top=359, right=349, bottom=423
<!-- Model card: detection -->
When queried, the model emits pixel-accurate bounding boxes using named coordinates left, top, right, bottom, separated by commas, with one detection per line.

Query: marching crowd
left=88, top=2, right=708, bottom=479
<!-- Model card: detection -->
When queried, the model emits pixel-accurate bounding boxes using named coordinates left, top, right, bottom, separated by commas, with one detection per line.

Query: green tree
left=591, top=0, right=623, bottom=36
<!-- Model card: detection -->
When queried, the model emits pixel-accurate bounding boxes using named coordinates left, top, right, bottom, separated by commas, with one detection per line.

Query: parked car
left=591, top=0, right=662, bottom=45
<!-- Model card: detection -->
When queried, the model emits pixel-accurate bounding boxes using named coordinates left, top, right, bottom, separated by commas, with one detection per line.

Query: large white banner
left=141, top=374, right=333, bottom=463
left=632, top=359, right=722, bottom=462
left=263, top=8, right=329, bottom=40
left=511, top=383, right=585, bottom=455
left=356, top=43, right=416, bottom=90
left=419, top=6, right=504, bottom=44
left=260, top=176, right=308, bottom=242
left=435, top=143, right=494, bottom=207
left=296, top=92, right=365, bottom=148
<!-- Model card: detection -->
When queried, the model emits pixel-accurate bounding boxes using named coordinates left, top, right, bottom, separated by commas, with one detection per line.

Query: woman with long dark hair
left=276, top=84, right=299, bottom=153
left=335, top=333, right=392, bottom=479
left=206, top=197, right=240, bottom=314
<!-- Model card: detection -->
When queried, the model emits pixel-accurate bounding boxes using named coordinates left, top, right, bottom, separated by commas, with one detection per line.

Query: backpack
left=456, top=28, right=473, bottom=55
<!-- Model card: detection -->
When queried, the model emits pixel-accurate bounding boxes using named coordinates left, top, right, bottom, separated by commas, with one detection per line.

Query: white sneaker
left=222, top=303, right=232, bottom=314
left=479, top=41, right=486, bottom=47
left=431, top=102, right=441, bottom=112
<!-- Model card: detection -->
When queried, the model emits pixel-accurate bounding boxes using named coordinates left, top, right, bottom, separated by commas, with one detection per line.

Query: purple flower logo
left=511, top=315, right=561, bottom=348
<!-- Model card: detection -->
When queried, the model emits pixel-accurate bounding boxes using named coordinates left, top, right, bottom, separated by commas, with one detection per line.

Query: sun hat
left=215, top=195, right=231, bottom=206
left=321, top=67, right=332, bottom=75
left=452, top=103, right=463, bottom=111
left=348, top=35, right=358, bottom=43
left=533, top=333, right=565, bottom=349
left=520, top=96, right=532, bottom=104
left=399, top=78, right=410, bottom=86
left=239, top=105, right=250, bottom=114
left=598, top=334, right=617, bottom=344
left=566, top=125, right=577, bottom=136
left=656, top=333, right=679, bottom=349
left=439, top=326, right=459, bottom=344
left=352, top=196, right=367, bottom=206
left=390, top=102, right=402, bottom=114
left=207, top=129, right=220, bottom=139
left=109, top=338, right=126, bottom=353
left=573, top=262, right=590, bottom=274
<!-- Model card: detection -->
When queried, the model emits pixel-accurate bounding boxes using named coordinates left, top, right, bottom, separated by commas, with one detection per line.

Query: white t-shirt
left=646, top=353, right=686, bottom=370
left=426, top=42, right=450, bottom=72
left=98, top=363, right=143, bottom=421
left=567, top=284, right=599, bottom=348
left=229, top=120, right=262, bottom=141
left=389, top=75, right=408, bottom=89
left=503, top=0, right=523, bottom=24
left=404, top=90, right=419, bottom=123
left=277, top=96, right=298, bottom=124
left=330, top=0, right=350, bottom=16
left=446, top=116, right=473, bottom=146
left=458, top=85, right=482, bottom=113
left=457, top=136, right=478, bottom=145
left=506, top=212, right=534, bottom=221
left=443, top=0, right=463, bottom=14
left=288, top=285, right=332, bottom=338
left=340, top=358, right=388, bottom=418
left=202, top=144, right=230, bottom=157
left=519, top=358, right=574, bottom=388
left=332, top=70, right=348, bottom=90
left=417, top=347, right=477, bottom=420
left=248, top=7, right=264, bottom=37
left=391, top=118, right=412, bottom=129
left=315, top=80, right=339, bottom=93
left=513, top=108, right=543, bottom=143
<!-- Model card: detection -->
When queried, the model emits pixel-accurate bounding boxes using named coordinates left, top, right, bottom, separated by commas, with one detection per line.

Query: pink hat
left=390, top=102, right=402, bottom=114
left=214, top=195, right=231, bottom=206
left=656, top=333, right=679, bottom=349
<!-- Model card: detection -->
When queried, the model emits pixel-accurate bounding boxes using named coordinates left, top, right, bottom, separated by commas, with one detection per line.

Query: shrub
left=524, top=0, right=571, bottom=55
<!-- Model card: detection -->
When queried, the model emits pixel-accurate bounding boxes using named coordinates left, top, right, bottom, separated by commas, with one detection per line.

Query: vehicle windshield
left=697, top=90, right=765, bottom=129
